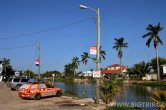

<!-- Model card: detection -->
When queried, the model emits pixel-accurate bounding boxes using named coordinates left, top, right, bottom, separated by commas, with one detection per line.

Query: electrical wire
left=27, top=47, right=38, bottom=70
left=0, top=17, right=94, bottom=40
left=0, top=42, right=36, bottom=51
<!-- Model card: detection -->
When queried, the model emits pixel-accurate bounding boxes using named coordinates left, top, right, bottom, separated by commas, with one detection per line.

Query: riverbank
left=0, top=82, right=106, bottom=110
left=128, top=80, right=166, bottom=86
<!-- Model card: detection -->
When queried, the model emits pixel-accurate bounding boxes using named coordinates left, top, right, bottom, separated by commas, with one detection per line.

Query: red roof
left=101, top=64, right=127, bottom=74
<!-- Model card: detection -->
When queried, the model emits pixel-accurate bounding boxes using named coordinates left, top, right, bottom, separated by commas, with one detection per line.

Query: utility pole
left=38, top=41, right=40, bottom=81
left=79, top=5, right=100, bottom=104
left=96, top=8, right=100, bottom=104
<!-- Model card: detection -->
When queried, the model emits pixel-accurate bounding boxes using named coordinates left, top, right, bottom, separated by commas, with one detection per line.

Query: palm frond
left=157, top=36, right=163, bottom=45
left=145, top=36, right=153, bottom=47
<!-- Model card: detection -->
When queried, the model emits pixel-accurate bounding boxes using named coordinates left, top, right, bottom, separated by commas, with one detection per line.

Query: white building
left=79, top=71, right=93, bottom=77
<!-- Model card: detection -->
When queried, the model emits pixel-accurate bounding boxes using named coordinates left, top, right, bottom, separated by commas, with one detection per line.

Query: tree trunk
left=156, top=46, right=160, bottom=82
left=120, top=58, right=122, bottom=76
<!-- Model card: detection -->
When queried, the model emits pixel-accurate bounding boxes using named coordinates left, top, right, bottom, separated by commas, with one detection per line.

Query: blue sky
left=0, top=0, right=166, bottom=73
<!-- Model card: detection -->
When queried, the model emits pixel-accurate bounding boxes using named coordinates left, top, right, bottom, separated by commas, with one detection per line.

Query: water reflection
left=54, top=82, right=96, bottom=98
left=55, top=82, right=165, bottom=110
left=116, top=85, right=160, bottom=110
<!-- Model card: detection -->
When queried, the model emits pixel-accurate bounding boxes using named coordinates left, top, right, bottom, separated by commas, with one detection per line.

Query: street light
left=79, top=5, right=100, bottom=104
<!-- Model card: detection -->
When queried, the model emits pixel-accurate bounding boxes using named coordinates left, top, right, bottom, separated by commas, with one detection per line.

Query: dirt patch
left=0, top=82, right=105, bottom=110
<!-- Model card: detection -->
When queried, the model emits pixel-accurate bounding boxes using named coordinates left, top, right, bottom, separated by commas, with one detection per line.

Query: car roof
left=28, top=82, right=50, bottom=84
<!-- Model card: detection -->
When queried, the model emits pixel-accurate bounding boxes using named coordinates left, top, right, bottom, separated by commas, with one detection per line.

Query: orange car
left=18, top=82, right=62, bottom=100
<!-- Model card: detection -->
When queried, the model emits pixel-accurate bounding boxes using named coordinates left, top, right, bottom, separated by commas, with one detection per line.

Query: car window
left=20, top=84, right=30, bottom=89
left=21, top=78, right=29, bottom=82
left=31, top=84, right=38, bottom=89
left=13, top=78, right=20, bottom=82
left=46, top=84, right=53, bottom=88
left=39, top=84, right=46, bottom=89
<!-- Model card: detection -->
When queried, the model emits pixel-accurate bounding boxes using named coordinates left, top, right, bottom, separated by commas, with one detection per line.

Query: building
left=101, top=64, right=127, bottom=77
left=79, top=71, right=93, bottom=77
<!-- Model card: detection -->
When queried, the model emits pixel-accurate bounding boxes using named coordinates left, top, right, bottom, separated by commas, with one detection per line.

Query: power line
left=28, top=47, right=38, bottom=70
left=0, top=17, right=94, bottom=40
left=0, top=42, right=36, bottom=51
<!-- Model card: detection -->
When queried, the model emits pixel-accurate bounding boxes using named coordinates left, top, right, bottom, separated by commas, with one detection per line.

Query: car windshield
left=21, top=78, right=29, bottom=82
left=20, top=84, right=30, bottom=89
left=13, top=78, right=20, bottom=82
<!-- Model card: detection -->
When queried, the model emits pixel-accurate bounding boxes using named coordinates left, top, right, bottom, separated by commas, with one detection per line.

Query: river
left=54, top=82, right=166, bottom=110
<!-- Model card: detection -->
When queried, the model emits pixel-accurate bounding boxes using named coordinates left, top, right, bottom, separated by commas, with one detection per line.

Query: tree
left=151, top=57, right=166, bottom=74
left=131, top=61, right=150, bottom=79
left=72, top=57, right=80, bottom=78
left=100, top=79, right=121, bottom=104
left=2, top=58, right=13, bottom=81
left=81, top=52, right=90, bottom=75
left=143, top=23, right=163, bottom=82
left=150, top=91, right=166, bottom=110
left=91, top=46, right=106, bottom=63
left=64, top=63, right=74, bottom=79
left=23, top=70, right=35, bottom=78
left=81, top=52, right=90, bottom=65
left=113, top=37, right=128, bottom=75
left=42, top=70, right=61, bottom=78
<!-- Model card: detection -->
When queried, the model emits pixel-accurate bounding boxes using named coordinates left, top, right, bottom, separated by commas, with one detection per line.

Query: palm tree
left=100, top=79, right=121, bottom=104
left=132, top=61, right=150, bottom=79
left=91, top=46, right=106, bottom=63
left=113, top=37, right=128, bottom=75
left=143, top=23, right=163, bottom=82
left=100, top=46, right=106, bottom=62
left=72, top=57, right=80, bottom=78
left=81, top=52, right=90, bottom=65
left=2, top=58, right=11, bottom=81
left=64, top=63, right=73, bottom=79
left=150, top=91, right=166, bottom=110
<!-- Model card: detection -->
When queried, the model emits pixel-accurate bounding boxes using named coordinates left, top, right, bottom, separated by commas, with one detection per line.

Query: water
left=54, top=82, right=96, bottom=98
left=54, top=82, right=166, bottom=110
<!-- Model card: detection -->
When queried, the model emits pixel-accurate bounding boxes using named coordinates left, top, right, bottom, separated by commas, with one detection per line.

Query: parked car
left=9, top=77, right=31, bottom=90
left=18, top=82, right=62, bottom=100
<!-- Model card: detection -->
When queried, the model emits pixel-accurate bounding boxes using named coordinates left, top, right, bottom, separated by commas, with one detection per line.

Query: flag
left=90, top=46, right=96, bottom=55
left=35, top=59, right=40, bottom=66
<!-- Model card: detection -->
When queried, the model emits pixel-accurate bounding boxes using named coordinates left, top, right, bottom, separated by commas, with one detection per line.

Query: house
left=101, top=64, right=127, bottom=77
left=79, top=71, right=93, bottom=77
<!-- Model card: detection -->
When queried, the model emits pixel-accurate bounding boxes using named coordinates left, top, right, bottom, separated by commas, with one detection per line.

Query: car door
left=45, top=84, right=56, bottom=96
left=39, top=84, right=49, bottom=97
left=30, top=84, right=38, bottom=95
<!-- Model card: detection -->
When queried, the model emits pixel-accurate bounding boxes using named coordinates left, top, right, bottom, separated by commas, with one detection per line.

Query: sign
left=90, top=46, right=96, bottom=55
left=93, top=71, right=101, bottom=78
left=52, top=74, right=55, bottom=77
left=35, top=59, right=40, bottom=66
left=163, top=66, right=166, bottom=74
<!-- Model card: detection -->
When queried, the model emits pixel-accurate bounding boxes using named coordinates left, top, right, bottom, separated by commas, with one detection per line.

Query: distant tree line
left=128, top=57, right=166, bottom=80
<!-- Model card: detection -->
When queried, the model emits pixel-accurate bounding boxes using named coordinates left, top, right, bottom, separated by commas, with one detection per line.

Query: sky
left=0, top=0, right=166, bottom=73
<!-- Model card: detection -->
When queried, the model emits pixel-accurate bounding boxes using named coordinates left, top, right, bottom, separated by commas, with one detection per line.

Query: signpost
left=93, top=71, right=101, bottom=78
left=52, top=73, right=55, bottom=86
left=162, top=65, right=166, bottom=74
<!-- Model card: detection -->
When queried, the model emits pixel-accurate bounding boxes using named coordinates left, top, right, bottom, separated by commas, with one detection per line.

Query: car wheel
left=11, top=88, right=15, bottom=91
left=35, top=93, right=41, bottom=100
left=56, top=91, right=61, bottom=97
left=16, top=85, right=21, bottom=90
